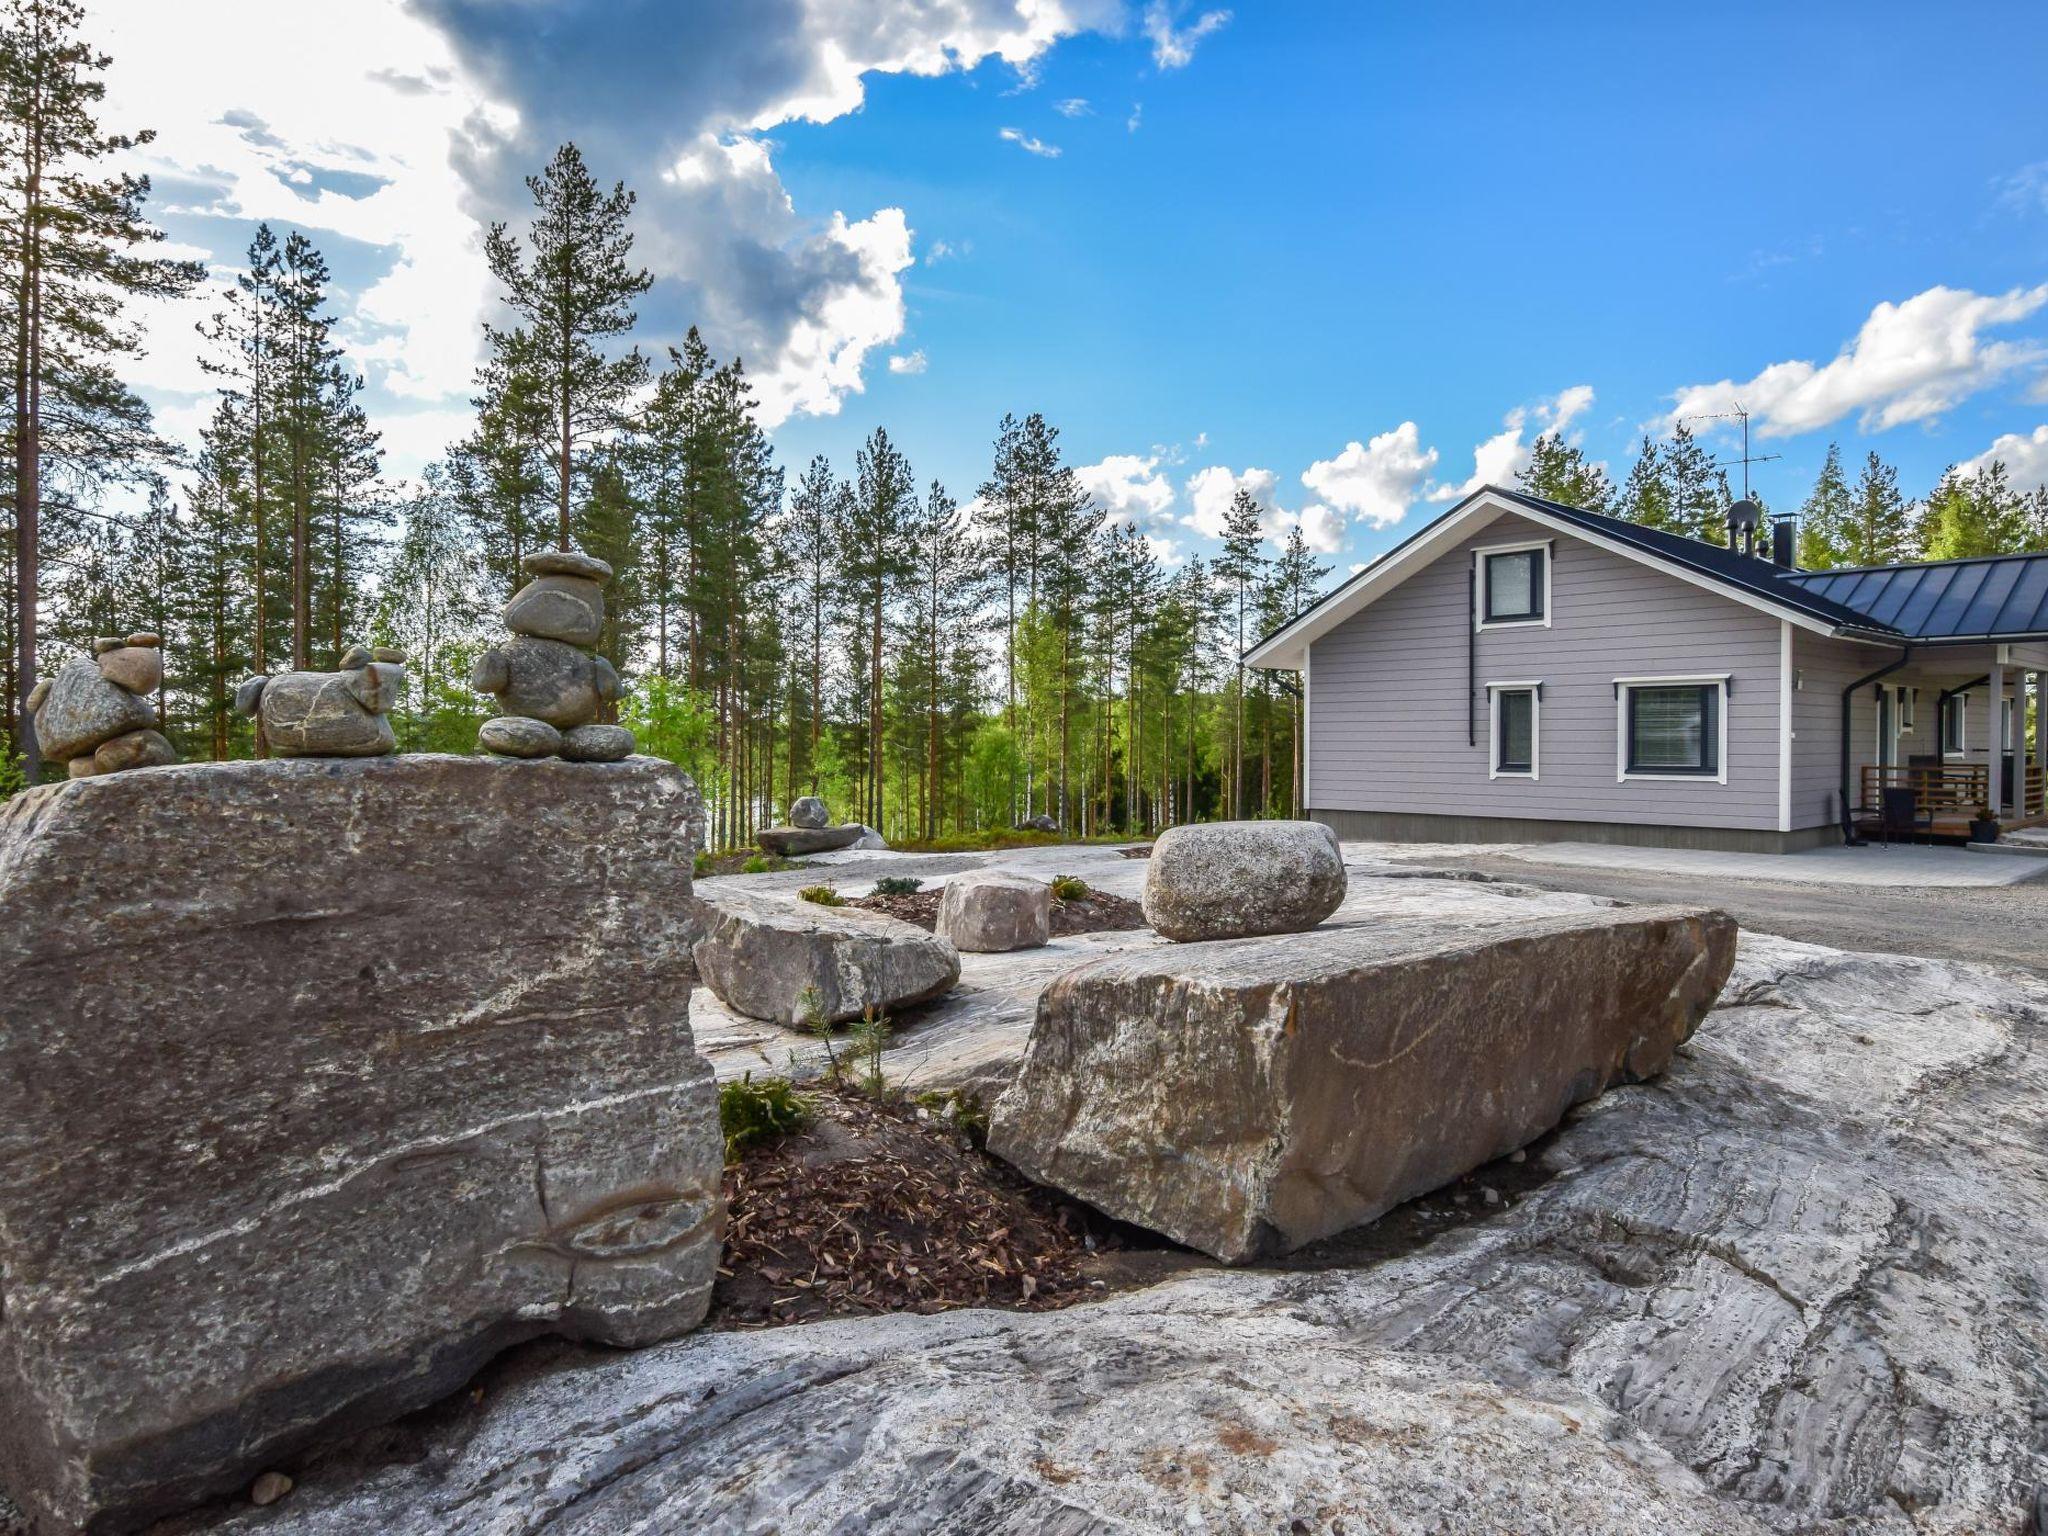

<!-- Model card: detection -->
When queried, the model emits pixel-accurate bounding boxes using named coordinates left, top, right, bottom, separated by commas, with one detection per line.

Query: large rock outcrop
left=990, top=905, right=1735, bottom=1262
left=0, top=755, right=721, bottom=1535
left=174, top=932, right=2048, bottom=1536
left=1141, top=818, right=1346, bottom=940
left=757, top=823, right=863, bottom=857
left=693, top=889, right=960, bottom=1026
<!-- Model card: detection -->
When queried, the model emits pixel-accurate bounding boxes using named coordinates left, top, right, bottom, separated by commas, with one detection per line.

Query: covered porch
left=1847, top=642, right=2048, bottom=841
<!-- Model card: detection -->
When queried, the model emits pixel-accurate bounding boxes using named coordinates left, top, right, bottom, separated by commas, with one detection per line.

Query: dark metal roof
left=1784, top=554, right=2048, bottom=641
left=1485, top=489, right=1905, bottom=635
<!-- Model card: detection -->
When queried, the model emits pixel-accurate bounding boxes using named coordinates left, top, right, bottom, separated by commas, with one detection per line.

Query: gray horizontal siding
left=1308, top=511, right=1784, bottom=831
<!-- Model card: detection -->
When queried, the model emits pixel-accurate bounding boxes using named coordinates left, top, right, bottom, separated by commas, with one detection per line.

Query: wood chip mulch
left=849, top=885, right=1147, bottom=936
left=710, top=1084, right=1129, bottom=1329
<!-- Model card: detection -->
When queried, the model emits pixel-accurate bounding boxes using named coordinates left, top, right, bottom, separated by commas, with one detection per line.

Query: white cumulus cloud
left=998, top=126, right=1062, bottom=158
left=1662, top=284, right=2048, bottom=440
left=1428, top=385, right=1596, bottom=502
left=1078, top=453, right=1176, bottom=526
left=1965, top=424, right=2048, bottom=491
left=1300, top=423, right=1439, bottom=530
left=1183, top=464, right=1278, bottom=538
left=888, top=349, right=928, bottom=375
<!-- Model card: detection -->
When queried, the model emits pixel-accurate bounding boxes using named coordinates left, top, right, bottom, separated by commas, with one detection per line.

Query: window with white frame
left=1476, top=542, right=1549, bottom=627
left=2002, top=697, right=2015, bottom=752
left=1488, top=683, right=1540, bottom=778
left=1617, top=676, right=1726, bottom=781
left=1899, top=685, right=1917, bottom=732
left=1941, top=693, right=1966, bottom=756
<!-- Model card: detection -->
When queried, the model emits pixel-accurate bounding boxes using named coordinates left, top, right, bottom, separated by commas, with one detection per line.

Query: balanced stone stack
left=473, top=550, right=635, bottom=762
left=236, top=643, right=406, bottom=756
left=28, top=635, right=176, bottom=777
left=756, top=794, right=866, bottom=856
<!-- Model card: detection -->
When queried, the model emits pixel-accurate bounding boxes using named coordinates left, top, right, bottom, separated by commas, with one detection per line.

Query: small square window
left=1482, top=549, right=1544, bottom=623
left=1626, top=684, right=1718, bottom=775
left=1490, top=686, right=1538, bottom=777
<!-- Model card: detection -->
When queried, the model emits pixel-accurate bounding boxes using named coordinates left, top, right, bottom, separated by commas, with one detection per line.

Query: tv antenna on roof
left=1680, top=402, right=1780, bottom=498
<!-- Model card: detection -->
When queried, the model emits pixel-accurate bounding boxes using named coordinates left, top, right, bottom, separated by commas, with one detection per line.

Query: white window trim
left=1899, top=685, right=1917, bottom=732
left=1942, top=692, right=1967, bottom=759
left=1615, top=673, right=1729, bottom=785
left=1473, top=540, right=1553, bottom=631
left=1487, top=681, right=1541, bottom=780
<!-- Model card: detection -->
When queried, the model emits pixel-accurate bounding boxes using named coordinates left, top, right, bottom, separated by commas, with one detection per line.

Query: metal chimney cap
left=1727, top=498, right=1763, bottom=530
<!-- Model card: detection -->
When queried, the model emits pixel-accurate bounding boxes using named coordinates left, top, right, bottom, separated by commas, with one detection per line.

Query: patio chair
left=1877, top=786, right=1933, bottom=846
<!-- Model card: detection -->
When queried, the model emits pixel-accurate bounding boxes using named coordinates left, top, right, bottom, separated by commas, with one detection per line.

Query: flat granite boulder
left=938, top=870, right=1051, bottom=952
left=1141, top=818, right=1346, bottom=941
left=0, top=755, right=722, bottom=1535
left=756, top=823, right=863, bottom=857
left=990, top=905, right=1735, bottom=1262
left=693, top=889, right=960, bottom=1026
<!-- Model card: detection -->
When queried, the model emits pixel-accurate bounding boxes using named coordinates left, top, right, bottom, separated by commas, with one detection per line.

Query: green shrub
left=718, top=1073, right=811, bottom=1161
left=693, top=850, right=713, bottom=877
left=914, top=1088, right=989, bottom=1147
left=1049, top=874, right=1090, bottom=902
left=798, top=883, right=844, bottom=906
left=741, top=855, right=770, bottom=874
left=871, top=875, right=923, bottom=896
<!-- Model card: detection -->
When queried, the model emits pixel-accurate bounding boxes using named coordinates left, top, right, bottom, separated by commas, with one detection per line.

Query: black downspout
left=1467, top=567, right=1477, bottom=747
left=1840, top=645, right=1911, bottom=845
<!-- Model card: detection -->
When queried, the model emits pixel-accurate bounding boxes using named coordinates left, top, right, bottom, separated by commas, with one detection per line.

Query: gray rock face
left=0, top=755, right=721, bottom=1536
left=849, top=825, right=888, bottom=851
left=789, top=794, right=829, bottom=829
left=990, top=905, right=1735, bottom=1262
left=502, top=574, right=604, bottom=647
left=166, top=922, right=2048, bottom=1536
left=757, top=824, right=863, bottom=856
left=693, top=889, right=960, bottom=1026
left=30, top=656, right=154, bottom=762
left=1141, top=818, right=1345, bottom=940
left=247, top=670, right=400, bottom=757
left=561, top=724, right=635, bottom=763
left=1017, top=813, right=1057, bottom=833
left=938, top=870, right=1051, bottom=952
left=478, top=715, right=563, bottom=758
left=95, top=645, right=161, bottom=695
left=522, top=549, right=612, bottom=582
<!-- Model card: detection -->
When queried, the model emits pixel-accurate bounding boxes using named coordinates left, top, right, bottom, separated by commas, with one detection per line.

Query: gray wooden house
left=1247, top=486, right=2048, bottom=852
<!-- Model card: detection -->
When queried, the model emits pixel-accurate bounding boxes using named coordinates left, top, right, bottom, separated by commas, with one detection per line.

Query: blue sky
left=100, top=1, right=2048, bottom=574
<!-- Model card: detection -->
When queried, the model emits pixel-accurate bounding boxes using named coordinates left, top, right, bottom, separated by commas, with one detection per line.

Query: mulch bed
left=848, top=884, right=1147, bottom=936
left=711, top=1083, right=1138, bottom=1328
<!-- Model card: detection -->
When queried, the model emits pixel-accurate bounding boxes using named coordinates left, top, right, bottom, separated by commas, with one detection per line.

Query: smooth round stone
left=1142, top=819, right=1346, bottom=941
left=96, top=646, right=163, bottom=696
left=790, top=795, right=829, bottom=829
left=93, top=728, right=177, bottom=774
left=478, top=716, right=562, bottom=758
left=469, top=649, right=509, bottom=695
left=67, top=756, right=101, bottom=779
left=370, top=645, right=406, bottom=663
left=35, top=657, right=154, bottom=761
left=503, top=574, right=604, bottom=646
left=255, top=673, right=398, bottom=758
left=560, top=723, right=635, bottom=763
left=339, top=643, right=374, bottom=669
left=122, top=631, right=161, bottom=649
left=92, top=636, right=124, bottom=655
left=234, top=675, right=269, bottom=715
left=488, top=636, right=601, bottom=728
left=522, top=549, right=613, bottom=583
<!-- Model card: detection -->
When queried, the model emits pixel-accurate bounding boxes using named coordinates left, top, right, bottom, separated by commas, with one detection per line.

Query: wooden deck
left=1855, top=763, right=2048, bottom=840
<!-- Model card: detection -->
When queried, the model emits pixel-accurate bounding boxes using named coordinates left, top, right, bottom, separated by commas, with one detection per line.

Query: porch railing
left=2028, top=762, right=2046, bottom=819
left=1860, top=763, right=1989, bottom=819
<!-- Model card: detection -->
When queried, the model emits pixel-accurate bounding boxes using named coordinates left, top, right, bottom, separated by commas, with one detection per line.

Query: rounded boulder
left=790, top=795, right=830, bottom=829
left=1141, top=819, right=1346, bottom=942
left=478, top=716, right=563, bottom=759
left=561, top=723, right=635, bottom=763
left=938, top=871, right=1051, bottom=953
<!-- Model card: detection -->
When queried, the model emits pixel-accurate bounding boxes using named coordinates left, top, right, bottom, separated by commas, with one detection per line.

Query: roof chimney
left=1770, top=515, right=1796, bottom=569
left=1726, top=498, right=1762, bottom=558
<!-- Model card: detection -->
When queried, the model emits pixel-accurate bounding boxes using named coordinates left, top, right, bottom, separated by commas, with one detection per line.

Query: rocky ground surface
left=142, top=846, right=2048, bottom=1535
left=850, top=881, right=1145, bottom=937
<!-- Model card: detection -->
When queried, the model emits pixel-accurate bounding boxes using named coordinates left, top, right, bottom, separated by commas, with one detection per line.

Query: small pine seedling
left=852, top=1005, right=892, bottom=1098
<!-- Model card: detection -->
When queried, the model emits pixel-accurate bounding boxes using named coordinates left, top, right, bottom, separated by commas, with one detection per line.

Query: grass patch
left=719, top=1073, right=812, bottom=1161
left=797, top=883, right=844, bottom=906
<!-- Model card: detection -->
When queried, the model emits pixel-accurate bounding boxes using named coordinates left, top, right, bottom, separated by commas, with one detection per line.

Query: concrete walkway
left=1389, top=838, right=2048, bottom=888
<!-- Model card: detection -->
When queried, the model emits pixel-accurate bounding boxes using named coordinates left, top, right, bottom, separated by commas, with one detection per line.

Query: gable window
left=1488, top=683, right=1540, bottom=779
left=1616, top=675, right=1727, bottom=783
left=1941, top=693, right=1966, bottom=756
left=1475, top=541, right=1550, bottom=628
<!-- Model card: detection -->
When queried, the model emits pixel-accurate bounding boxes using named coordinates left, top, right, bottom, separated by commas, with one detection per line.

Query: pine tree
left=1843, top=450, right=1911, bottom=566
left=1663, top=424, right=1730, bottom=544
left=0, top=0, right=202, bottom=775
left=1517, top=434, right=1613, bottom=513
left=1615, top=437, right=1675, bottom=532
left=170, top=399, right=255, bottom=760
left=1795, top=443, right=1851, bottom=569
left=373, top=467, right=485, bottom=753
left=1919, top=461, right=2025, bottom=561
left=199, top=224, right=282, bottom=675
left=844, top=427, right=917, bottom=831
left=1213, top=486, right=1264, bottom=817
left=1269, top=524, right=1330, bottom=814
left=448, top=347, right=551, bottom=600
left=785, top=455, right=836, bottom=794
left=483, top=142, right=651, bottom=550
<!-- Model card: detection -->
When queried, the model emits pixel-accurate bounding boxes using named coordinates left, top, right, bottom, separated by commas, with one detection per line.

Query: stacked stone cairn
left=473, top=550, right=636, bottom=762
left=236, top=644, right=406, bottom=756
left=28, top=634, right=177, bottom=777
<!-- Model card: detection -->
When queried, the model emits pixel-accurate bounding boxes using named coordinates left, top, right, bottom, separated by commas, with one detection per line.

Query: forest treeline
left=3, top=0, right=2045, bottom=838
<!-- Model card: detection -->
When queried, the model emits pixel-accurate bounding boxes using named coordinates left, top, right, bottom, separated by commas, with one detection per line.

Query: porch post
left=1988, top=664, right=2006, bottom=818
left=2035, top=671, right=2046, bottom=815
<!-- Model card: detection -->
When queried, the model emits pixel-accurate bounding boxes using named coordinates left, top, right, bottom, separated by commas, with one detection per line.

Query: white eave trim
left=1244, top=489, right=1846, bottom=670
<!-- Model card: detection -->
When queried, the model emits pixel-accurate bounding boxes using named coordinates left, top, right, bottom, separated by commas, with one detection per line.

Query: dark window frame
left=1624, top=683, right=1719, bottom=776
left=1493, top=686, right=1538, bottom=776
left=1940, top=694, right=1966, bottom=756
left=1481, top=547, right=1545, bottom=624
